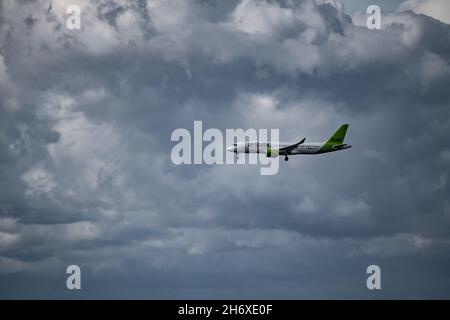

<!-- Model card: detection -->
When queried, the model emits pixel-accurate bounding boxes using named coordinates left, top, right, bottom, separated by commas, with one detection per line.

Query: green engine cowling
left=266, top=148, right=279, bottom=158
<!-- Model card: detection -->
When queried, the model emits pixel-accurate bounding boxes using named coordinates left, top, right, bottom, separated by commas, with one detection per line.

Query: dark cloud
left=0, top=0, right=450, bottom=298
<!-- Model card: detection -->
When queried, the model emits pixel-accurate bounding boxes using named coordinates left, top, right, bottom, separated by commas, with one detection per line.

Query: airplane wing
left=278, top=138, right=306, bottom=154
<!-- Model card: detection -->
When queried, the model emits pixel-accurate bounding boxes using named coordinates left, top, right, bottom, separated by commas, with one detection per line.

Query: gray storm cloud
left=0, top=0, right=450, bottom=298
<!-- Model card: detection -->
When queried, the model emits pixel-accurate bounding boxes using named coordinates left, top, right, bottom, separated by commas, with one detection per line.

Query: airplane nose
left=227, top=146, right=233, bottom=152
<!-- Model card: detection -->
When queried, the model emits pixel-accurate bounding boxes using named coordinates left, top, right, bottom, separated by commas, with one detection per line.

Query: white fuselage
left=227, top=141, right=351, bottom=157
left=228, top=141, right=325, bottom=155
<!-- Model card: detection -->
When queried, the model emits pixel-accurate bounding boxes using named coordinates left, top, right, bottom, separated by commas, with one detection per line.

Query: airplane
left=227, top=124, right=351, bottom=161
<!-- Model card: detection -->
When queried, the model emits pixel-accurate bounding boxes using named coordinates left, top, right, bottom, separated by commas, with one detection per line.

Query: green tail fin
left=319, top=124, right=349, bottom=153
left=326, top=124, right=348, bottom=145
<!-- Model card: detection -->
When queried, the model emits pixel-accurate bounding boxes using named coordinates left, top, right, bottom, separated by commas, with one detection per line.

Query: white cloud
left=399, top=0, right=450, bottom=24
left=229, top=0, right=325, bottom=37
left=21, top=165, right=57, bottom=197
left=294, top=195, right=320, bottom=215
left=0, top=257, right=27, bottom=274
left=64, top=222, right=101, bottom=241
left=0, top=232, right=20, bottom=250
left=335, top=197, right=371, bottom=218
left=351, top=233, right=435, bottom=257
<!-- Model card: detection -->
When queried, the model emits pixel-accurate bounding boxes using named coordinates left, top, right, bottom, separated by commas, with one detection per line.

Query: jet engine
left=266, top=148, right=279, bottom=158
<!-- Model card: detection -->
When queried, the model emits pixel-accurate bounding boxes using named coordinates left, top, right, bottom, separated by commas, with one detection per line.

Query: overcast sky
left=1, top=0, right=450, bottom=299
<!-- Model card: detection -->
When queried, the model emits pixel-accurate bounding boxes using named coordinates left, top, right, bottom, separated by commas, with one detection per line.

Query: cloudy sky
left=1, top=0, right=450, bottom=299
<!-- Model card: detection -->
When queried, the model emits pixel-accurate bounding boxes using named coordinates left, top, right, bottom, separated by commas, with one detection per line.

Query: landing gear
left=284, top=156, right=289, bottom=161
